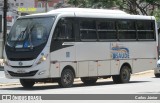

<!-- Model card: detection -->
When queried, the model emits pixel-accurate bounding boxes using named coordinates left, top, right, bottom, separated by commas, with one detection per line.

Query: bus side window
left=137, top=20, right=154, bottom=40
left=54, top=18, right=73, bottom=40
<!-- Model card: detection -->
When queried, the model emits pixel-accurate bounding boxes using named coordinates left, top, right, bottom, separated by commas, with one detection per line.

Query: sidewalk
left=0, top=70, right=154, bottom=87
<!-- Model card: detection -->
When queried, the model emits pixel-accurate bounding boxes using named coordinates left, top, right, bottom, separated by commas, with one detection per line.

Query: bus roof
left=47, top=8, right=128, bottom=15
left=22, top=8, right=155, bottom=20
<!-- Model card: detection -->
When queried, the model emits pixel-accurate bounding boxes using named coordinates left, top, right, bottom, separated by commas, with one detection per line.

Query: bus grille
left=11, top=66, right=32, bottom=68
left=8, top=70, right=38, bottom=77
left=9, top=58, right=34, bottom=61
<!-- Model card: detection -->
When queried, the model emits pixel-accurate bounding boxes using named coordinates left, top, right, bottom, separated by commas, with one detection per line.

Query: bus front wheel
left=20, top=79, right=35, bottom=88
left=58, top=69, right=74, bottom=88
left=112, top=66, right=131, bottom=84
left=155, top=73, right=160, bottom=78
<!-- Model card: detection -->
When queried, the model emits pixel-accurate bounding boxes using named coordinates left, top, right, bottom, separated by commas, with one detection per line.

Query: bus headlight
left=37, top=55, right=48, bottom=65
left=38, top=70, right=46, bottom=75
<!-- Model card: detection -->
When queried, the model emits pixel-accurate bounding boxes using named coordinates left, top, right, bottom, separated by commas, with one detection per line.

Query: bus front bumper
left=4, top=61, right=50, bottom=79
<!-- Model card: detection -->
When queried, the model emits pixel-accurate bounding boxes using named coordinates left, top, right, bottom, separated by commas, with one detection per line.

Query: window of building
left=0, top=3, right=3, bottom=7
left=16, top=3, right=19, bottom=6
left=20, top=3, right=24, bottom=7
left=37, top=2, right=42, bottom=8
left=11, top=3, right=14, bottom=6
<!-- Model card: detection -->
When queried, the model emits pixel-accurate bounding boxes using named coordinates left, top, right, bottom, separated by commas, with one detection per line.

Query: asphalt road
left=0, top=70, right=160, bottom=103
left=0, top=70, right=159, bottom=94
left=0, top=71, right=18, bottom=85
left=2, top=77, right=159, bottom=94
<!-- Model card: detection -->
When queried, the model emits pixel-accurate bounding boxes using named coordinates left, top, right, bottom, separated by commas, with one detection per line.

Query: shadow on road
left=152, top=77, right=160, bottom=78
left=0, top=80, right=150, bottom=91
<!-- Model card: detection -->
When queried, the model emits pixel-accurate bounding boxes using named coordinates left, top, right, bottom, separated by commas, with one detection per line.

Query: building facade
left=34, top=0, right=66, bottom=13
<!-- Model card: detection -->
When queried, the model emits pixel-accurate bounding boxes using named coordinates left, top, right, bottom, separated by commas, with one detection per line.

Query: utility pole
left=1, top=0, right=8, bottom=59
left=3, top=0, right=8, bottom=45
left=45, top=0, right=48, bottom=12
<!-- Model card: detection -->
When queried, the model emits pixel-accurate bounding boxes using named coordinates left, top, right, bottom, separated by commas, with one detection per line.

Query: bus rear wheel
left=58, top=69, right=74, bottom=88
left=20, top=79, right=35, bottom=88
left=81, top=77, right=97, bottom=85
left=112, top=66, right=131, bottom=84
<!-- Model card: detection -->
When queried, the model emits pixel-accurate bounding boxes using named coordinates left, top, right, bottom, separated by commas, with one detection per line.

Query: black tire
left=20, top=79, right=35, bottom=88
left=112, top=75, right=121, bottom=84
left=58, top=69, right=74, bottom=88
left=112, top=66, right=131, bottom=84
left=81, top=77, right=97, bottom=85
left=155, top=73, right=160, bottom=78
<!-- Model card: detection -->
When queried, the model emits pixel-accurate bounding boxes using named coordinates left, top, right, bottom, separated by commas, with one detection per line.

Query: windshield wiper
left=13, top=26, right=28, bottom=48
left=27, top=24, right=35, bottom=49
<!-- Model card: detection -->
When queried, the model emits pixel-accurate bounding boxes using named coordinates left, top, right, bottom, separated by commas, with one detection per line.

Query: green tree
left=67, top=0, right=87, bottom=7
left=153, top=9, right=160, bottom=21
left=118, top=0, right=160, bottom=15
left=67, top=0, right=119, bottom=8
left=67, top=0, right=160, bottom=16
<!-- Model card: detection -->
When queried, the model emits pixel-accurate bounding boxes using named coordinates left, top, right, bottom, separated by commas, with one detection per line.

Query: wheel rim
left=63, top=72, right=72, bottom=85
left=121, top=69, right=129, bottom=80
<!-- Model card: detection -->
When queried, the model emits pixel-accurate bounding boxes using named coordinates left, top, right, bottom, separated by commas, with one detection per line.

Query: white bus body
left=4, top=8, right=158, bottom=88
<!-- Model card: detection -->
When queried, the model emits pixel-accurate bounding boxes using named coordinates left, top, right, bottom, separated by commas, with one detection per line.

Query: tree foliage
left=67, top=0, right=119, bottom=9
left=119, top=0, right=160, bottom=15
left=67, top=0, right=160, bottom=17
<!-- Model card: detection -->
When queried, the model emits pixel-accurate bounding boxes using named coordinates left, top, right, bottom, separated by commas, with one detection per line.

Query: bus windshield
left=7, top=17, right=55, bottom=48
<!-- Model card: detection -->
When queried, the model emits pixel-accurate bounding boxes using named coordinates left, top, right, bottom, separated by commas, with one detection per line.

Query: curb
left=132, top=70, right=154, bottom=76
left=0, top=83, right=20, bottom=87
left=0, top=78, right=82, bottom=87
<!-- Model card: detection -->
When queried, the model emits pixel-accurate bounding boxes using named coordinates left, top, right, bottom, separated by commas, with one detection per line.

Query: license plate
left=17, top=69, right=26, bottom=73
